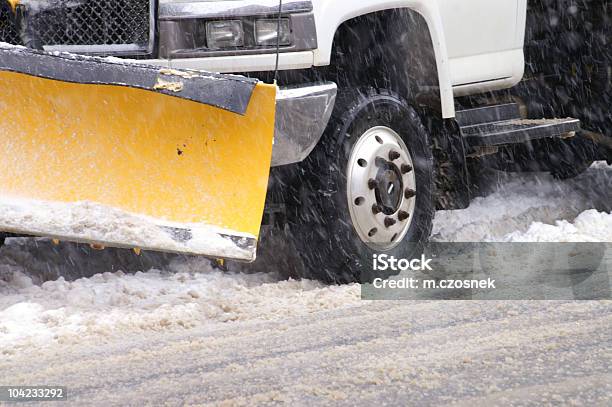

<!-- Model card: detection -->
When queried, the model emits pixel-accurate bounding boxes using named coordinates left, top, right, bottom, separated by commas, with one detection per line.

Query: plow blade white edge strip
left=0, top=197, right=257, bottom=261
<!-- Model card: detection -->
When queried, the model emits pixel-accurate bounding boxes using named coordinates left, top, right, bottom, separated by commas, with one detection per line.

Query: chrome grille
left=0, top=5, right=20, bottom=45
left=0, top=0, right=153, bottom=56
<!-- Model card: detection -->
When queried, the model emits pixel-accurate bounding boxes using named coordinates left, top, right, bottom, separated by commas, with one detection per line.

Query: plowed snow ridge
left=0, top=164, right=611, bottom=354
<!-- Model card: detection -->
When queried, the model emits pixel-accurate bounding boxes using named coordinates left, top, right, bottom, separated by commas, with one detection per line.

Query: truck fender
left=312, top=0, right=455, bottom=118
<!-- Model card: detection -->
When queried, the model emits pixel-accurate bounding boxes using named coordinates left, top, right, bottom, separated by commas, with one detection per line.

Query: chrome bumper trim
left=272, top=82, right=337, bottom=167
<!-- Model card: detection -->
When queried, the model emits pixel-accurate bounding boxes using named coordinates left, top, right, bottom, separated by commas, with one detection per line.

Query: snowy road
left=1, top=301, right=610, bottom=406
left=0, top=164, right=611, bottom=405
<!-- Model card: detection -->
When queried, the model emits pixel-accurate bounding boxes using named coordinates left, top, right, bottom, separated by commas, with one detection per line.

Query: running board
left=457, top=103, right=581, bottom=147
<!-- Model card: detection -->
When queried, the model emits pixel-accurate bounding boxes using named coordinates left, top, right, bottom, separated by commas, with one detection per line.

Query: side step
left=457, top=103, right=581, bottom=148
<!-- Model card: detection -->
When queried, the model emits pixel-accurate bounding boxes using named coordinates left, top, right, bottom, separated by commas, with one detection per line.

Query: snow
left=0, top=162, right=610, bottom=355
left=17, top=1, right=86, bottom=13
left=432, top=162, right=612, bottom=242
left=0, top=257, right=360, bottom=354
left=0, top=42, right=26, bottom=51
left=0, top=196, right=257, bottom=261
left=505, top=209, right=612, bottom=242
left=153, top=77, right=184, bottom=92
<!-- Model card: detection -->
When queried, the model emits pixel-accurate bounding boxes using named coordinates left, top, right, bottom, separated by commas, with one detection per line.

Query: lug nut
left=389, top=150, right=401, bottom=161
left=384, top=217, right=397, bottom=228
left=368, top=179, right=378, bottom=190
left=404, top=188, right=416, bottom=199
left=398, top=211, right=410, bottom=221
left=401, top=164, right=413, bottom=174
left=372, top=204, right=383, bottom=215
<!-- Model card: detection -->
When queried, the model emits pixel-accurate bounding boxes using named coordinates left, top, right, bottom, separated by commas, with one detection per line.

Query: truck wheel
left=287, top=89, right=435, bottom=284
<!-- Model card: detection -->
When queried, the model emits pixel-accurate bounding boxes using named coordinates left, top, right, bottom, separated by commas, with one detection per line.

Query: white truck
left=0, top=0, right=609, bottom=282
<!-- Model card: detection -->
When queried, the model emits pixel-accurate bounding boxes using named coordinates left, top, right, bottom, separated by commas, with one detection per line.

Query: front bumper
left=272, top=82, right=337, bottom=167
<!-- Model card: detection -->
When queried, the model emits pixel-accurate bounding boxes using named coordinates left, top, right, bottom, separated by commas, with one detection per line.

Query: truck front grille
left=0, top=0, right=153, bottom=56
left=0, top=5, right=20, bottom=45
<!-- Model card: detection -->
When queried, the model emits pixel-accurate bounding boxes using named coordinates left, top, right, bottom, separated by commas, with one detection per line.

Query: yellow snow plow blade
left=0, top=45, right=276, bottom=261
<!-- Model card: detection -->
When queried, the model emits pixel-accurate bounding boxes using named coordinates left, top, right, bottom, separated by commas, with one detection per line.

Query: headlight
left=157, top=2, right=318, bottom=59
left=206, top=20, right=244, bottom=49
left=255, top=18, right=291, bottom=46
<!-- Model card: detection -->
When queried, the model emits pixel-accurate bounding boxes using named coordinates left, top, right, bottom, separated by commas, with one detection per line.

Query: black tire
left=286, top=89, right=435, bottom=284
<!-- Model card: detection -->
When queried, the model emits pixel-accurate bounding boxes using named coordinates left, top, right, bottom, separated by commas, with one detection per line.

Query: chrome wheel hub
left=347, top=126, right=416, bottom=250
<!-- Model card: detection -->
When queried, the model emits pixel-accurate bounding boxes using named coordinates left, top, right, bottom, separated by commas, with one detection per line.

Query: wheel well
left=324, top=9, right=441, bottom=115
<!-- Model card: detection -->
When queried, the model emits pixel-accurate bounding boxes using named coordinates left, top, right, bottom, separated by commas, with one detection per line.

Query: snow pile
left=432, top=163, right=612, bottom=242
left=0, top=257, right=360, bottom=354
left=505, top=209, right=612, bottom=242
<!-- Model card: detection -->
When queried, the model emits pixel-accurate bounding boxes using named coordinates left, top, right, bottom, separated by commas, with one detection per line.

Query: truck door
left=438, top=0, right=524, bottom=88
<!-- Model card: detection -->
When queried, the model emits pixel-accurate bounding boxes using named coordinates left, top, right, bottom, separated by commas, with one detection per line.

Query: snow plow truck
left=0, top=0, right=609, bottom=283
